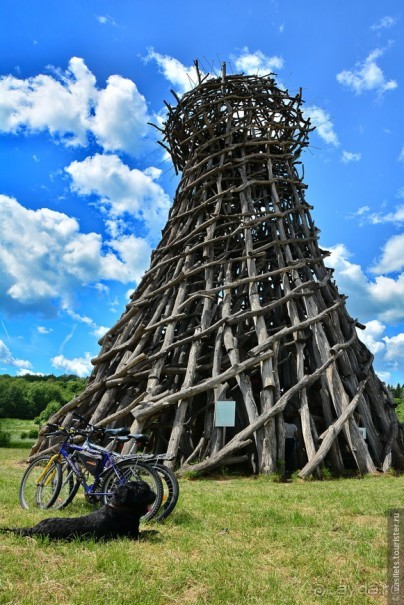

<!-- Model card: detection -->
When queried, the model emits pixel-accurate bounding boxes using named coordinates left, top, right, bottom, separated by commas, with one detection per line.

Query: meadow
left=0, top=444, right=402, bottom=605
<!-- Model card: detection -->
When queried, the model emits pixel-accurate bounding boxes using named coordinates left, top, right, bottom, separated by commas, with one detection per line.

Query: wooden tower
left=32, top=69, right=404, bottom=477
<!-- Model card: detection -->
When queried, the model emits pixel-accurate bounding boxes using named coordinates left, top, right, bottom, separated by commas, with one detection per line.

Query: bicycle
left=19, top=422, right=164, bottom=521
left=108, top=434, right=180, bottom=522
left=47, top=414, right=180, bottom=522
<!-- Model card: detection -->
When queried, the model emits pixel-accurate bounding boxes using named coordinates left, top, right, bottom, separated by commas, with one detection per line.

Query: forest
left=0, top=374, right=403, bottom=425
left=0, top=374, right=87, bottom=424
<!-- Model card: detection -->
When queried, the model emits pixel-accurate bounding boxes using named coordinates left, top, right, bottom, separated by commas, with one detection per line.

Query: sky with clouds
left=0, top=0, right=403, bottom=384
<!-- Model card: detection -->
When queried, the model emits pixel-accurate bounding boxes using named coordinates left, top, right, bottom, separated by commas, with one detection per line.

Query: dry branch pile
left=31, top=70, right=404, bottom=477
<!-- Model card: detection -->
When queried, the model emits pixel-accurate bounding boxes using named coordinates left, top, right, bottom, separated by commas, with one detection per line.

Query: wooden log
left=299, top=379, right=369, bottom=478
left=179, top=352, right=342, bottom=475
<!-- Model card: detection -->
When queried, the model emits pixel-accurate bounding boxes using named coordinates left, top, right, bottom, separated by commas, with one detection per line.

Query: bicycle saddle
left=104, top=427, right=130, bottom=437
left=112, top=433, right=150, bottom=444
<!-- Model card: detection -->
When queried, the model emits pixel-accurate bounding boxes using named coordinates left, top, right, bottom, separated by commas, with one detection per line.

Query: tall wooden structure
left=32, top=69, right=404, bottom=476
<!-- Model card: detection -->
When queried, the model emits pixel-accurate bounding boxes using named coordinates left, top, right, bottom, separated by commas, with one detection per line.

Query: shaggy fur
left=3, top=480, right=156, bottom=541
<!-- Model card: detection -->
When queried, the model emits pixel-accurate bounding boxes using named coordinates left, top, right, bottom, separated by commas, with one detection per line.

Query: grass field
left=0, top=448, right=402, bottom=605
left=0, top=419, right=38, bottom=449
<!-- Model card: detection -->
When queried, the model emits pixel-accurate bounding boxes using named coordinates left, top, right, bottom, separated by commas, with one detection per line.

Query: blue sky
left=1, top=0, right=404, bottom=385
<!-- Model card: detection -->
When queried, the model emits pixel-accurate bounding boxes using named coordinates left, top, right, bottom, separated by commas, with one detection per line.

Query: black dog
left=3, top=480, right=156, bottom=541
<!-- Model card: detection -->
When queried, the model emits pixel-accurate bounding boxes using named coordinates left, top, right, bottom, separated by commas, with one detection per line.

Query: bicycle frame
left=34, top=453, right=63, bottom=487
left=58, top=440, right=130, bottom=498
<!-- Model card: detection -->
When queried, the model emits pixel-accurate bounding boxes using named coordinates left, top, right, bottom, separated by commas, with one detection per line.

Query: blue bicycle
left=19, top=421, right=163, bottom=520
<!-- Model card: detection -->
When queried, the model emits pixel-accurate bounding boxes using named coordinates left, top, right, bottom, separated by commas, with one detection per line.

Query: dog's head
left=110, top=480, right=156, bottom=516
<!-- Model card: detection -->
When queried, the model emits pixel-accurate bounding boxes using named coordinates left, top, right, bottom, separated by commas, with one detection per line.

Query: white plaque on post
left=215, top=400, right=236, bottom=427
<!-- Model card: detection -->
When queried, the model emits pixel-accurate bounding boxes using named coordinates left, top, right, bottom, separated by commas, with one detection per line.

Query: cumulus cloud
left=0, top=339, right=32, bottom=370
left=0, top=194, right=152, bottom=315
left=0, top=57, right=94, bottom=145
left=324, top=251, right=404, bottom=381
left=341, top=150, right=361, bottom=163
left=145, top=48, right=284, bottom=94
left=326, top=243, right=404, bottom=323
left=90, top=75, right=151, bottom=156
left=304, top=106, right=339, bottom=146
left=355, top=320, right=404, bottom=383
left=51, top=352, right=93, bottom=377
left=65, top=153, right=170, bottom=241
left=356, top=319, right=386, bottom=354
left=231, top=47, right=284, bottom=75
left=336, top=48, right=397, bottom=96
left=16, top=369, right=45, bottom=376
left=371, top=234, right=404, bottom=273
left=0, top=57, right=152, bottom=156
left=384, top=333, right=404, bottom=361
left=145, top=49, right=202, bottom=94
left=326, top=244, right=371, bottom=307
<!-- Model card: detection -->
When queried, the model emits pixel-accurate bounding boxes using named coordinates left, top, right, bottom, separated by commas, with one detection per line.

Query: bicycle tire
left=152, top=463, right=180, bottom=522
left=19, top=455, right=63, bottom=509
left=100, top=460, right=163, bottom=521
left=48, top=461, right=81, bottom=509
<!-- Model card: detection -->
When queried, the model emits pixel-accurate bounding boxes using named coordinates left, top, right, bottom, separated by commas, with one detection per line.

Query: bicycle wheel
left=100, top=460, right=163, bottom=521
left=48, top=460, right=81, bottom=509
left=152, top=463, right=180, bottom=522
left=19, top=455, right=62, bottom=509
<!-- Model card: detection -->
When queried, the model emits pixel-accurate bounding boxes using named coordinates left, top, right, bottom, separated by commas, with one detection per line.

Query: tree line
left=0, top=374, right=87, bottom=424
left=0, top=374, right=403, bottom=425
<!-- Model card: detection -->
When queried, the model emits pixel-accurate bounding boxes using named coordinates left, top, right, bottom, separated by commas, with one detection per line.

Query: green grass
left=0, top=418, right=38, bottom=448
left=0, top=447, right=402, bottom=605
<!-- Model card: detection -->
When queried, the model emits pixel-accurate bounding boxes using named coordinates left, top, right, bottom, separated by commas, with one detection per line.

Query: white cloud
left=341, top=150, right=361, bottom=163
left=0, top=194, right=152, bottom=315
left=37, top=326, right=53, bottom=334
left=376, top=370, right=392, bottom=383
left=324, top=253, right=404, bottom=380
left=0, top=57, right=152, bottom=156
left=304, top=106, right=339, bottom=146
left=145, top=49, right=202, bottom=94
left=0, top=57, right=95, bottom=146
left=326, top=243, right=404, bottom=323
left=355, top=206, right=371, bottom=216
left=351, top=204, right=404, bottom=225
left=231, top=47, right=284, bottom=75
left=371, top=233, right=404, bottom=273
left=65, top=153, right=170, bottom=241
left=0, top=339, right=32, bottom=369
left=105, top=235, right=152, bottom=283
left=92, top=325, right=109, bottom=339
left=97, top=15, right=116, bottom=26
left=51, top=352, right=93, bottom=377
left=336, top=48, right=397, bottom=96
left=383, top=333, right=404, bottom=361
left=371, top=16, right=396, bottom=31
left=356, top=320, right=386, bottom=354
left=371, top=206, right=404, bottom=224
left=367, top=275, right=404, bottom=323
left=326, top=243, right=370, bottom=302
left=145, top=48, right=284, bottom=95
left=90, top=76, right=151, bottom=157
left=16, top=369, right=45, bottom=376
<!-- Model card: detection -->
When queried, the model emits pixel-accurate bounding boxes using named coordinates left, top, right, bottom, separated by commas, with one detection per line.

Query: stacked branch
left=31, top=71, right=404, bottom=476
